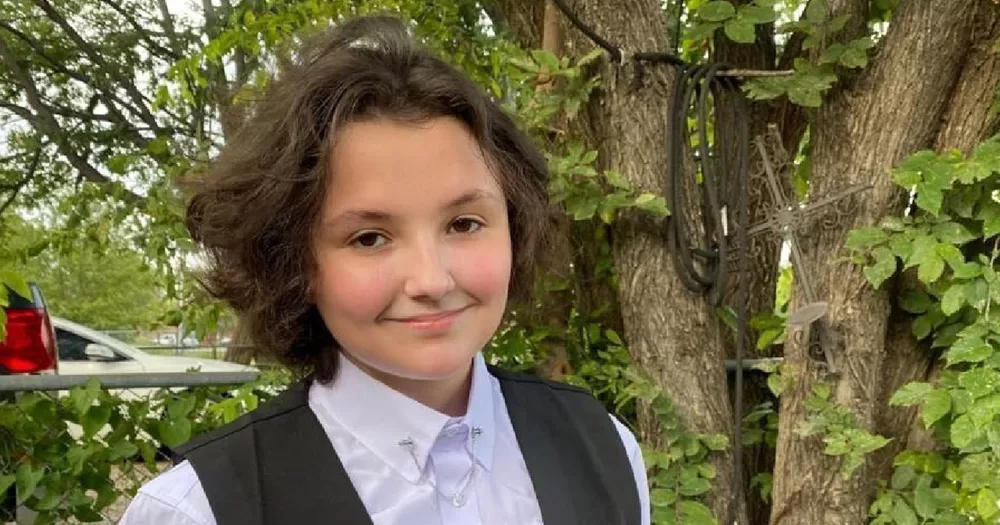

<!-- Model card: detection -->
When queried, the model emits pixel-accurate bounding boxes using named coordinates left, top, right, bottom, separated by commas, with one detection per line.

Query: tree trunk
left=497, top=0, right=742, bottom=520
left=770, top=2, right=992, bottom=524
left=872, top=2, right=1000, bottom=481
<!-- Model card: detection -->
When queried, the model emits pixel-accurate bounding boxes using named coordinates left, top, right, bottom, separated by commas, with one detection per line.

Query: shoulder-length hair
left=185, top=14, right=554, bottom=382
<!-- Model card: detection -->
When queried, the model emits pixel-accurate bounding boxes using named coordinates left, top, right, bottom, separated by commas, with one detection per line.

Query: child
left=121, top=14, right=650, bottom=525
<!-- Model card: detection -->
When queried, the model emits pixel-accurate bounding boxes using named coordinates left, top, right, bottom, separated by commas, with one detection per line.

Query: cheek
left=314, top=254, right=394, bottom=320
left=453, top=234, right=512, bottom=300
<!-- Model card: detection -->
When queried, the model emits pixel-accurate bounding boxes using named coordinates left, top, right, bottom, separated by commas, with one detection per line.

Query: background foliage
left=1, top=0, right=999, bottom=523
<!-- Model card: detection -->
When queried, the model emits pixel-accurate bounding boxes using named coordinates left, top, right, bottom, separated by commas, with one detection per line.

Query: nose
left=402, top=237, right=455, bottom=300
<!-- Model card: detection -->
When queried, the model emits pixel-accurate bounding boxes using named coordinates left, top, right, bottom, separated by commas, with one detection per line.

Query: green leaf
left=966, top=279, right=990, bottom=310
left=913, top=475, right=938, bottom=518
left=702, top=433, right=729, bottom=451
left=899, top=289, right=933, bottom=314
left=699, top=1, right=737, bottom=21
left=744, top=77, right=790, bottom=100
left=69, top=379, right=101, bottom=417
left=846, top=227, right=888, bottom=250
left=959, top=367, right=998, bottom=399
left=890, top=382, right=933, bottom=406
left=158, top=418, right=192, bottom=448
left=819, top=43, right=846, bottom=65
left=916, top=186, right=946, bottom=216
left=531, top=50, right=560, bottom=73
left=838, top=46, right=869, bottom=69
left=106, top=154, right=131, bottom=175
left=906, top=235, right=940, bottom=268
left=941, top=283, right=967, bottom=316
left=786, top=70, right=837, bottom=107
left=933, top=221, right=976, bottom=244
left=947, top=336, right=994, bottom=365
left=805, top=0, right=828, bottom=22
left=508, top=57, right=538, bottom=73
left=922, top=389, right=952, bottom=428
left=891, top=498, right=918, bottom=525
left=724, top=18, right=757, bottom=43
left=604, top=170, right=631, bottom=190
left=635, top=194, right=669, bottom=216
left=912, top=313, right=935, bottom=340
left=107, top=439, right=140, bottom=462
left=739, top=4, right=777, bottom=23
left=15, top=463, right=44, bottom=504
left=757, top=328, right=784, bottom=350
left=0, top=474, right=14, bottom=497
left=839, top=37, right=874, bottom=69
left=891, top=464, right=916, bottom=490
left=649, top=488, right=676, bottom=508
left=677, top=500, right=717, bottom=525
left=979, top=205, right=1000, bottom=238
left=864, top=247, right=897, bottom=288
left=0, top=270, right=31, bottom=300
left=936, top=242, right=965, bottom=268
left=950, top=413, right=978, bottom=449
left=679, top=475, right=712, bottom=496
left=917, top=252, right=945, bottom=284
left=977, top=487, right=999, bottom=519
left=82, top=404, right=113, bottom=438
left=685, top=22, right=721, bottom=41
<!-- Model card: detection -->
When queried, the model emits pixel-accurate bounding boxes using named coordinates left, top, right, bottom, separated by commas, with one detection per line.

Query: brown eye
left=350, top=231, right=388, bottom=248
left=449, top=217, right=483, bottom=234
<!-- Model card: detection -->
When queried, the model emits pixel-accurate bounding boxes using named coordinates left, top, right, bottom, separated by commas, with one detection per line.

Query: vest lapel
left=181, top=379, right=374, bottom=525
left=497, top=375, right=582, bottom=525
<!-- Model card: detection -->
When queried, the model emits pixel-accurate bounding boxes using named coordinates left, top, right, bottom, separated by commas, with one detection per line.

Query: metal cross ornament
left=743, top=127, right=872, bottom=374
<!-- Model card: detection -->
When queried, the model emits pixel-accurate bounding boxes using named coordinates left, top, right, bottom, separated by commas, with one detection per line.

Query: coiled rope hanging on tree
left=546, top=0, right=752, bottom=522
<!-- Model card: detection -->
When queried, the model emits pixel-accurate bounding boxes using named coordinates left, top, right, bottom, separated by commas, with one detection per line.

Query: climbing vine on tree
left=846, top=137, right=1000, bottom=524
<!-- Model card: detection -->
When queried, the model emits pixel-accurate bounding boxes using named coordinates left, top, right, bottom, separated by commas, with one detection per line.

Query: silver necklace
left=398, top=426, right=483, bottom=507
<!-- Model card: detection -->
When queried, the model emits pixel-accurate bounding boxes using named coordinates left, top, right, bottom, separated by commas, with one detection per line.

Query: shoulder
left=609, top=413, right=643, bottom=460
left=119, top=460, right=215, bottom=525
left=173, top=380, right=310, bottom=459
left=488, top=365, right=643, bottom=459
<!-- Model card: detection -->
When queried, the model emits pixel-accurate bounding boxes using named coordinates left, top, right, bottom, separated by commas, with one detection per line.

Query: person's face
left=312, top=117, right=512, bottom=385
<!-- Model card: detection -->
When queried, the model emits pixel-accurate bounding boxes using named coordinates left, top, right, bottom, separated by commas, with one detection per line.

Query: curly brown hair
left=185, top=14, right=554, bottom=383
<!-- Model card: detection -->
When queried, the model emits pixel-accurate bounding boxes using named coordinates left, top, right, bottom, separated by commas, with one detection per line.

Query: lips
left=389, top=307, right=468, bottom=330
left=399, top=310, right=462, bottom=322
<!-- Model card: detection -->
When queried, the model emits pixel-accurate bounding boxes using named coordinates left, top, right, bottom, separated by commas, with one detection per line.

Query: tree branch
left=155, top=0, right=182, bottom=55
left=0, top=101, right=115, bottom=123
left=0, top=20, right=158, bottom=131
left=0, top=34, right=144, bottom=206
left=96, top=0, right=182, bottom=60
left=0, top=149, right=39, bottom=216
left=31, top=0, right=160, bottom=131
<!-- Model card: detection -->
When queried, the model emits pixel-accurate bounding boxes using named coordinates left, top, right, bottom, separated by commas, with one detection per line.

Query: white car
left=51, top=316, right=256, bottom=375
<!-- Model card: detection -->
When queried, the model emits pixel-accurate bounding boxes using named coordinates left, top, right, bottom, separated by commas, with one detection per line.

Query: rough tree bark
left=770, top=1, right=996, bottom=524
left=497, top=0, right=744, bottom=521
left=495, top=0, right=1000, bottom=524
left=872, top=2, right=1000, bottom=481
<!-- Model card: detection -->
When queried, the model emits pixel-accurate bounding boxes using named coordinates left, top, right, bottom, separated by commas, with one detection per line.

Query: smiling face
left=312, top=116, right=512, bottom=396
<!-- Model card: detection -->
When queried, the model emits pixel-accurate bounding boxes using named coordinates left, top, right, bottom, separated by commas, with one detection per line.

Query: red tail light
left=1, top=307, right=58, bottom=374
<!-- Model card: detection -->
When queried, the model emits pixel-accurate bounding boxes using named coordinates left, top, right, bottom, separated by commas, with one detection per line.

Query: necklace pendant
left=452, top=492, right=466, bottom=507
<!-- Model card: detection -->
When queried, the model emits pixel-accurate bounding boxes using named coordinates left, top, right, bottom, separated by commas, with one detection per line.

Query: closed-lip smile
left=395, top=308, right=466, bottom=323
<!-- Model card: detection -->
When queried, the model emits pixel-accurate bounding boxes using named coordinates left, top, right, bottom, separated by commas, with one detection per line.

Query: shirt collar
left=309, top=352, right=496, bottom=483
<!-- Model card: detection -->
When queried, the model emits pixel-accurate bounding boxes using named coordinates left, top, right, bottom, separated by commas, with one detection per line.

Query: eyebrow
left=323, top=189, right=502, bottom=227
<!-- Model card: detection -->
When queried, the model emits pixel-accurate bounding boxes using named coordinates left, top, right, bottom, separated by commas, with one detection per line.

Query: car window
left=55, top=328, right=127, bottom=362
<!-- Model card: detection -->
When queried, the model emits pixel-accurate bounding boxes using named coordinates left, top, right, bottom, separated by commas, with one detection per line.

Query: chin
left=377, top=346, right=478, bottom=382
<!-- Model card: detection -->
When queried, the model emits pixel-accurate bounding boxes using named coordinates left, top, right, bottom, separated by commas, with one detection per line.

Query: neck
left=345, top=355, right=475, bottom=417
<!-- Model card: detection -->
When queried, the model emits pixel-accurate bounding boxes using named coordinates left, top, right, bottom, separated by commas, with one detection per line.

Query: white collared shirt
left=120, top=353, right=651, bottom=525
